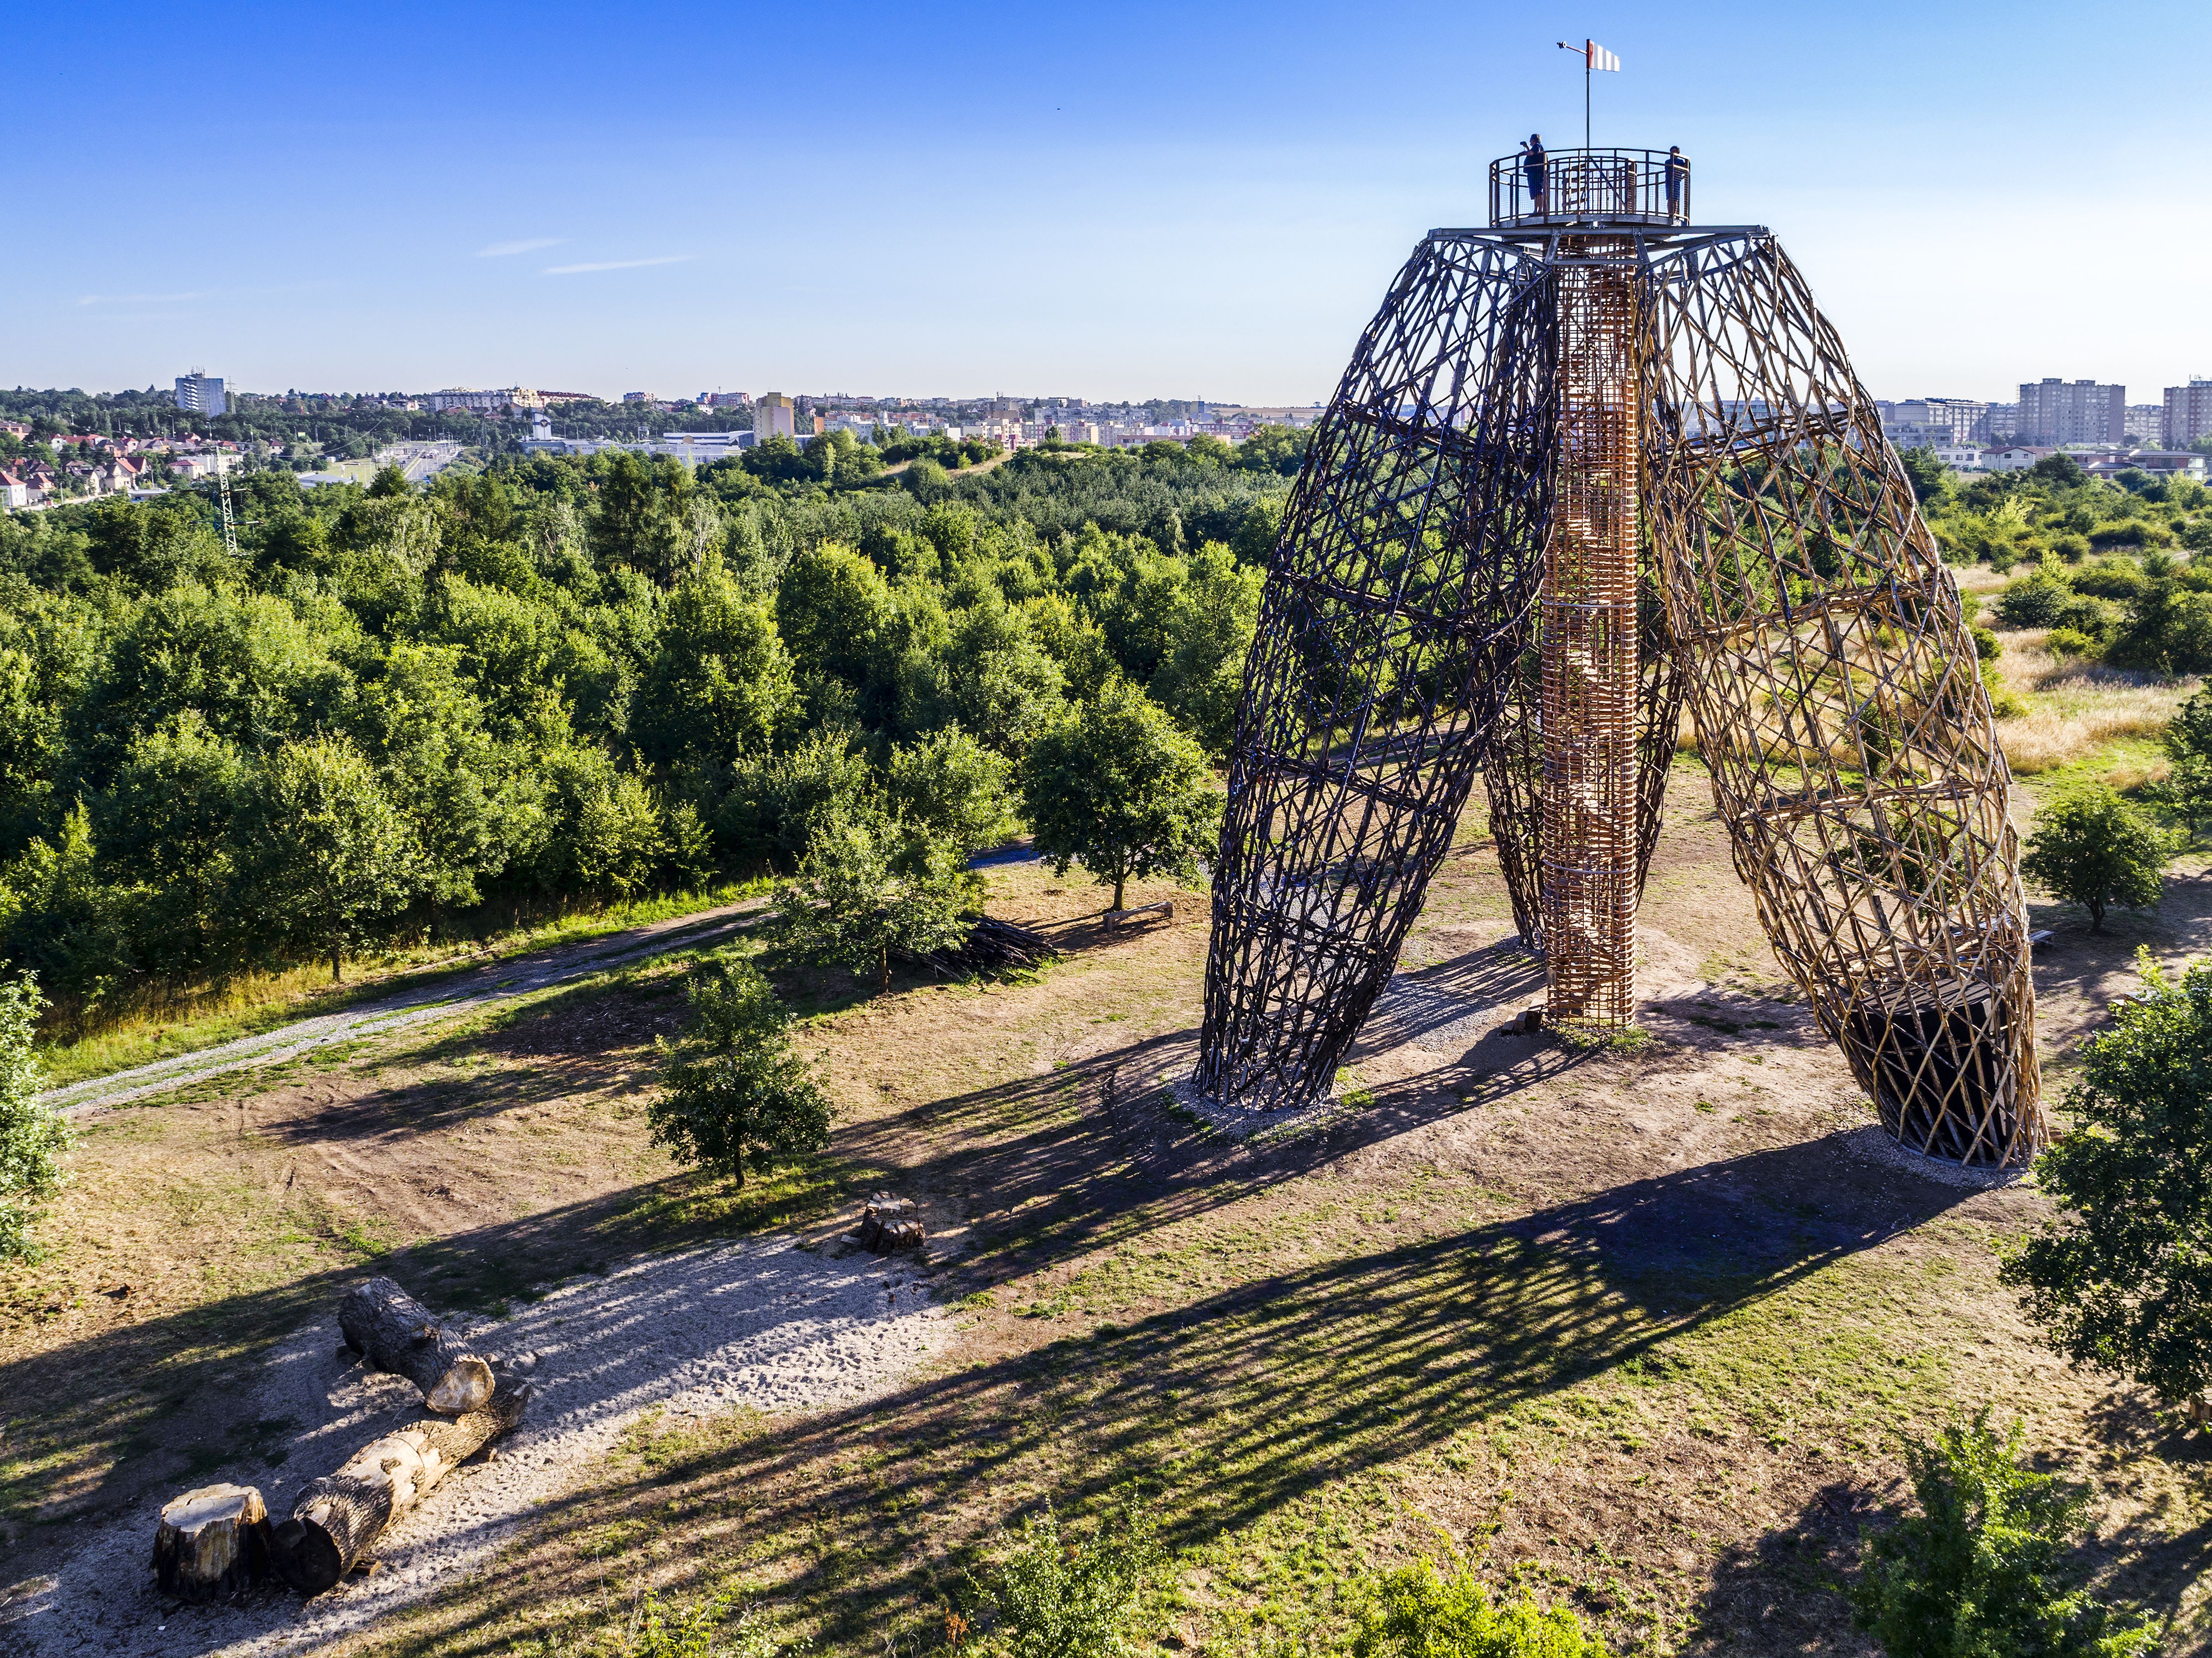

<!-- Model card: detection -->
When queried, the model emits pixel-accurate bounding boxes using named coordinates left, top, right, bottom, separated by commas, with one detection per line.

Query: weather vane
left=1556, top=38, right=1620, bottom=149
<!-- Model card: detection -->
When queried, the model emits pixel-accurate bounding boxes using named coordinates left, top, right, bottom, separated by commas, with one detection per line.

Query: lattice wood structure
left=1196, top=148, right=2043, bottom=1166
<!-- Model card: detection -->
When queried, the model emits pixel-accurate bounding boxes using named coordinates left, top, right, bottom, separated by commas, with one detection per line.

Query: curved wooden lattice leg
left=1195, top=239, right=1556, bottom=1110
left=1643, top=233, right=2041, bottom=1166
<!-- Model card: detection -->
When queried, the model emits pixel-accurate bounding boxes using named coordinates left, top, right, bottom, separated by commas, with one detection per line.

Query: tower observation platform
left=1486, top=146, right=1689, bottom=229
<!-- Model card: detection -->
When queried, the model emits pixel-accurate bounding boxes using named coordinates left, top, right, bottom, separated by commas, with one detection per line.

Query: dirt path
left=43, top=901, right=763, bottom=1118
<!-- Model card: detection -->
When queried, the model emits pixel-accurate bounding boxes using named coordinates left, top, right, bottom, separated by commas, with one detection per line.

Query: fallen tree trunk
left=901, top=916, right=1055, bottom=978
left=338, top=1276, right=494, bottom=1413
left=154, top=1483, right=269, bottom=1602
left=270, top=1377, right=532, bottom=1594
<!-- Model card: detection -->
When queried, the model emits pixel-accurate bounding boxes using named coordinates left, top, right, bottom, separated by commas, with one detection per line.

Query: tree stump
left=270, top=1377, right=532, bottom=1594
left=153, top=1483, right=269, bottom=1603
left=338, top=1276, right=494, bottom=1413
left=857, top=1193, right=926, bottom=1255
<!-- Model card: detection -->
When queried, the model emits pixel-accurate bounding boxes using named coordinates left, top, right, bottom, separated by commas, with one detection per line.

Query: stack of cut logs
left=152, top=1276, right=531, bottom=1604
left=855, top=1192, right=925, bottom=1255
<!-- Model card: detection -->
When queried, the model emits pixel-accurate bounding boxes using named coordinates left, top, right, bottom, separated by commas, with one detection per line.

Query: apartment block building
left=174, top=372, right=225, bottom=417
left=2015, top=378, right=2125, bottom=445
left=2164, top=380, right=2212, bottom=447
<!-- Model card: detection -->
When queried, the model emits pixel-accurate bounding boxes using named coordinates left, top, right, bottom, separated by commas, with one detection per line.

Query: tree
left=886, top=725, right=1018, bottom=860
left=0, top=971, right=69, bottom=1259
left=2001, top=954, right=2212, bottom=1414
left=2020, top=786, right=2170, bottom=931
left=773, top=810, right=970, bottom=995
left=647, top=957, right=831, bottom=1189
left=1849, top=1411, right=2154, bottom=1658
left=1898, top=446, right=1949, bottom=506
left=240, top=735, right=416, bottom=978
left=1022, top=677, right=1222, bottom=912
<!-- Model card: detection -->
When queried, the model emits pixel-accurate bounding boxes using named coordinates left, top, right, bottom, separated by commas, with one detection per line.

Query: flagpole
left=1585, top=43, right=1592, bottom=149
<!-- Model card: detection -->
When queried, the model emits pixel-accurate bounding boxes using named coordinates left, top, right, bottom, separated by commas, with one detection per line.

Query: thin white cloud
left=75, top=291, right=207, bottom=306
left=543, top=255, right=695, bottom=275
left=476, top=237, right=565, bottom=257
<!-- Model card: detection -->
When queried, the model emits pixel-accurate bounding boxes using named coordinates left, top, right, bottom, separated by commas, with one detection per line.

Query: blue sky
left=6, top=2, right=2207, bottom=407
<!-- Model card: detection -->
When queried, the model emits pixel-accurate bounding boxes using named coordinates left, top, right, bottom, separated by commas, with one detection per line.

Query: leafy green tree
left=989, top=1495, right=1160, bottom=1658
left=632, top=556, right=801, bottom=767
left=886, top=725, right=1018, bottom=860
left=1354, top=1558, right=1605, bottom=1658
left=2020, top=786, right=2170, bottom=931
left=0, top=970, right=70, bottom=1260
left=239, top=736, right=416, bottom=978
left=1023, top=678, right=1222, bottom=913
left=2002, top=954, right=2212, bottom=1413
left=1151, top=539, right=1262, bottom=756
left=773, top=809, right=970, bottom=994
left=93, top=712, right=249, bottom=976
left=571, top=773, right=670, bottom=901
left=648, top=957, right=831, bottom=1189
left=1849, top=1411, right=2154, bottom=1658
left=1898, top=447, right=1950, bottom=506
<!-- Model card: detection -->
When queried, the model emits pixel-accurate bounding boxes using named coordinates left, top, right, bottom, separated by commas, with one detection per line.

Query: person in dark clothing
left=1522, top=134, right=1549, bottom=216
left=1665, top=145, right=1690, bottom=218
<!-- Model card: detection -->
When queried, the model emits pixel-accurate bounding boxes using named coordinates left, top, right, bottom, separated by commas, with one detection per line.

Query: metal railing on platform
left=1489, top=147, right=1690, bottom=227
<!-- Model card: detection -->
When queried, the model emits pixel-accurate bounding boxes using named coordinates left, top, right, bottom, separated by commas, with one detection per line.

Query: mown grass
left=38, top=878, right=768, bottom=1089
left=354, top=1159, right=2017, bottom=1658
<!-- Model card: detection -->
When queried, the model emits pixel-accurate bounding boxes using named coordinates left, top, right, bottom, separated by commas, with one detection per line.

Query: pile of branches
left=901, top=915, right=1056, bottom=978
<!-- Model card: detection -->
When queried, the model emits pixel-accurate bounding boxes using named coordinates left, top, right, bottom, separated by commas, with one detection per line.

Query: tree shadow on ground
left=320, top=1128, right=1987, bottom=1657
left=1686, top=1478, right=1883, bottom=1655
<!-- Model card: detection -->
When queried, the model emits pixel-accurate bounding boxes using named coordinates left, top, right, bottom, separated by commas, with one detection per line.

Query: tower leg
left=1196, top=240, right=1555, bottom=1110
left=1644, top=234, right=2042, bottom=1166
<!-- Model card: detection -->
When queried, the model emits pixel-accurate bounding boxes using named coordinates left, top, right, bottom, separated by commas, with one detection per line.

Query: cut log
left=338, top=1276, right=494, bottom=1413
left=856, top=1192, right=926, bottom=1255
left=153, top=1483, right=269, bottom=1603
left=270, top=1377, right=531, bottom=1594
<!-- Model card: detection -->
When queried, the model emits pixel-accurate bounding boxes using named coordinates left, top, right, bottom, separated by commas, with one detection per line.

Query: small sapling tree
left=2020, top=785, right=2169, bottom=931
left=648, top=957, right=830, bottom=1189
left=1850, top=1410, right=2154, bottom=1658
left=1353, top=1556, right=1606, bottom=1658
left=0, top=971, right=69, bottom=1261
left=2002, top=952, right=2212, bottom=1417
left=773, top=810, right=970, bottom=995
left=1021, top=676, right=1222, bottom=913
left=988, top=1493, right=1160, bottom=1658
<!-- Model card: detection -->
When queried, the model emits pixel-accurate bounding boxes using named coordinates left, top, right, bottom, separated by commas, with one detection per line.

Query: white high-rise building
left=2164, top=380, right=2212, bottom=448
left=174, top=372, right=226, bottom=416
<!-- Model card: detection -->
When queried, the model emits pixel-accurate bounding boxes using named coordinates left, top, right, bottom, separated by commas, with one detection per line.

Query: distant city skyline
left=4, top=1, right=2208, bottom=406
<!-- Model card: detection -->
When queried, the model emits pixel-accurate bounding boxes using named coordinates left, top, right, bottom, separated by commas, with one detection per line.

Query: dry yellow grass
left=1991, top=629, right=2195, bottom=774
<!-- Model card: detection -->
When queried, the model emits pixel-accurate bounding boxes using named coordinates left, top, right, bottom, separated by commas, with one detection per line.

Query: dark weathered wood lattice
left=1196, top=151, right=2042, bottom=1166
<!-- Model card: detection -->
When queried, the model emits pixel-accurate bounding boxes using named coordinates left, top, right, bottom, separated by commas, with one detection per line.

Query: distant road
left=45, top=901, right=762, bottom=1117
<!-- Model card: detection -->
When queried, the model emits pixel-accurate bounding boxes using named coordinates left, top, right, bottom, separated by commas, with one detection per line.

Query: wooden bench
left=1102, top=901, right=1174, bottom=931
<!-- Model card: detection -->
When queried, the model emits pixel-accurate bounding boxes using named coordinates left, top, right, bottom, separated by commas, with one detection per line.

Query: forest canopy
left=0, top=435, right=1297, bottom=1029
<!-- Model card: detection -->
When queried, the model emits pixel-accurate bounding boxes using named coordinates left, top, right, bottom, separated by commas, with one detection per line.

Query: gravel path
left=7, top=1239, right=947, bottom=1656
left=45, top=902, right=760, bottom=1120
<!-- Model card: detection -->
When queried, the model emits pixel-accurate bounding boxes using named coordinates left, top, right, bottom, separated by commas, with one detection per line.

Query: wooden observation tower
left=1195, top=146, right=2043, bottom=1167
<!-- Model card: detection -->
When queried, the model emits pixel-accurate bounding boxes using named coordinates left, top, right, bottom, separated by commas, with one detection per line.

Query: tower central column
left=1541, top=239, right=1641, bottom=1024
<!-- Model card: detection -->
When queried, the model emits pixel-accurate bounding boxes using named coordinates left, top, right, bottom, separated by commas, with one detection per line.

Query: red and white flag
left=1585, top=39, right=1620, bottom=71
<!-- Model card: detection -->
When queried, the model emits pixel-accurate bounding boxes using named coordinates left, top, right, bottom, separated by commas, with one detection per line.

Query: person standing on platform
left=1523, top=135, right=1549, bottom=216
left=1665, top=145, right=1690, bottom=219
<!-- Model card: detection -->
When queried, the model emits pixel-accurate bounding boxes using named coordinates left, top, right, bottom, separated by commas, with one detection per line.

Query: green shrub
left=1849, top=1410, right=2155, bottom=1658
left=648, top=958, right=831, bottom=1189
left=621, top=1587, right=790, bottom=1657
left=988, top=1494, right=1159, bottom=1658
left=2044, top=627, right=2102, bottom=660
left=1354, top=1559, right=1606, bottom=1658
left=1969, top=626, right=2002, bottom=662
left=0, top=972, right=69, bottom=1260
left=1995, top=573, right=2074, bottom=629
left=2020, top=786, right=2170, bottom=931
left=2002, top=953, right=2212, bottom=1412
left=2069, top=559, right=2145, bottom=600
left=2163, top=686, right=2212, bottom=762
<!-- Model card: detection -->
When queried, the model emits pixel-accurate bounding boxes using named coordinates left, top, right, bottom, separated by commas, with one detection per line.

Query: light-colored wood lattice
left=1540, top=241, right=1641, bottom=1024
